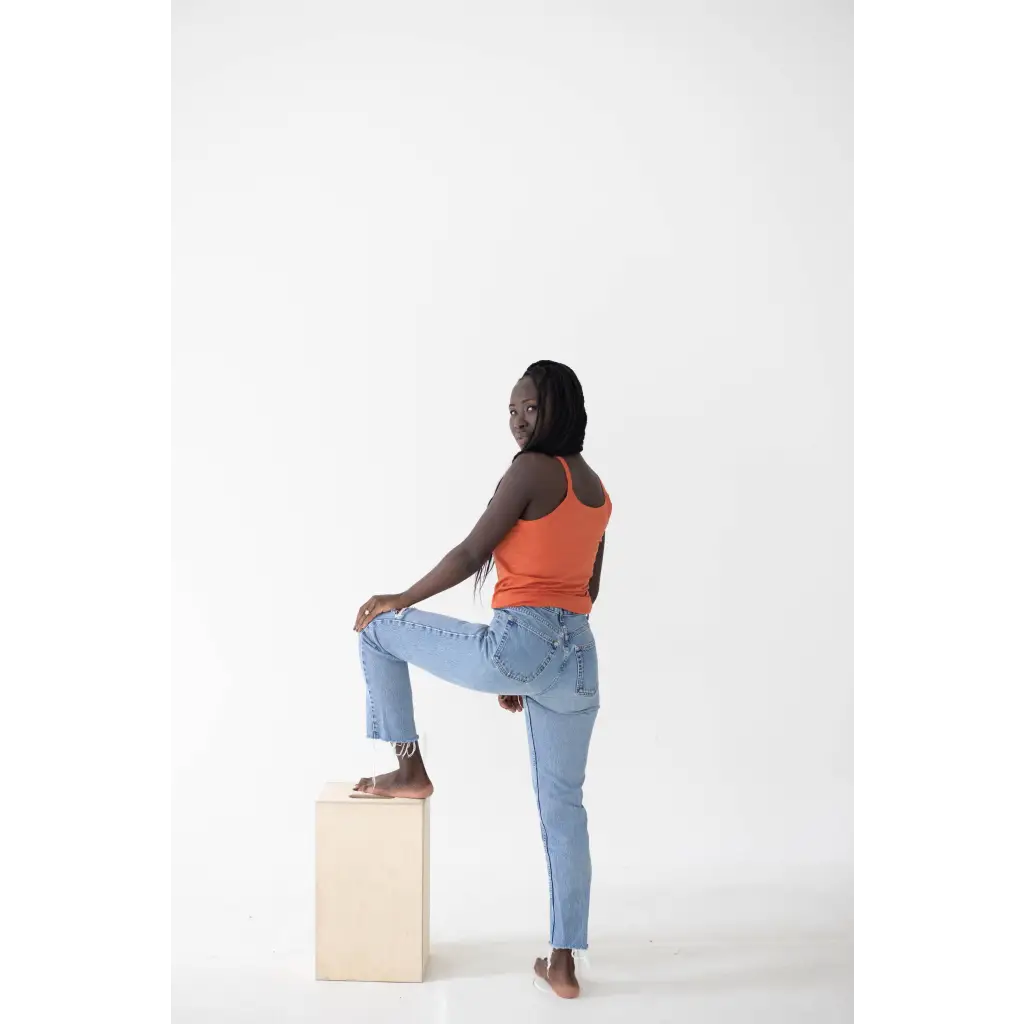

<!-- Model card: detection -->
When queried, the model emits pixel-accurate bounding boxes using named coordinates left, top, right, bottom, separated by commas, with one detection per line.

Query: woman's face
left=508, top=377, right=539, bottom=449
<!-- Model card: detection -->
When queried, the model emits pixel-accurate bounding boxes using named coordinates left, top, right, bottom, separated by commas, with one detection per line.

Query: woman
left=352, top=359, right=611, bottom=999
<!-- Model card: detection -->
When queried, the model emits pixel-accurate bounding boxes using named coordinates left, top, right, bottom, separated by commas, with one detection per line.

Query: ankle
left=393, top=747, right=428, bottom=777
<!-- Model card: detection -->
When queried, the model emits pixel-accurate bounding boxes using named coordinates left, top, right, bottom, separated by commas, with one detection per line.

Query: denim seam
left=359, top=623, right=403, bottom=663
left=359, top=638, right=379, bottom=739
left=493, top=645, right=556, bottom=684
left=508, top=607, right=566, bottom=644
left=553, top=704, right=601, bottom=716
left=492, top=620, right=559, bottom=684
left=379, top=618, right=482, bottom=641
left=531, top=666, right=565, bottom=698
left=513, top=605, right=554, bottom=626
left=511, top=617, right=558, bottom=645
left=525, top=700, right=556, bottom=946
left=575, top=646, right=598, bottom=697
left=492, top=616, right=514, bottom=661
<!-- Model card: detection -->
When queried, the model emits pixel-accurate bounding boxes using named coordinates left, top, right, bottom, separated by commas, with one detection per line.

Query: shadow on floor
left=425, top=940, right=543, bottom=981
left=425, top=936, right=852, bottom=999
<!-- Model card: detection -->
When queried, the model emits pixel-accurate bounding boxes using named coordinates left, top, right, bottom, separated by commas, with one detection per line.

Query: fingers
left=354, top=600, right=375, bottom=631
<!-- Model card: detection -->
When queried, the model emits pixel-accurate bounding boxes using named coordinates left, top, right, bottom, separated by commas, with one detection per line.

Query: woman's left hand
left=354, top=593, right=408, bottom=631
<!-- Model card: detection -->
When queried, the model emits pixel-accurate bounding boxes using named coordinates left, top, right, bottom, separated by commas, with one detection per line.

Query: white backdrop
left=173, top=0, right=851, bottom=972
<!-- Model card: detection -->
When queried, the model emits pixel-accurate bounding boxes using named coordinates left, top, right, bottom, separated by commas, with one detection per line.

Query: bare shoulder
left=566, top=453, right=603, bottom=484
left=489, top=451, right=547, bottom=499
left=498, top=453, right=568, bottom=499
left=507, top=451, right=551, bottom=476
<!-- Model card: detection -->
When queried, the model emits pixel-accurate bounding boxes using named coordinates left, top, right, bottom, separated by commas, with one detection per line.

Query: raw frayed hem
left=364, top=737, right=420, bottom=790
left=551, top=947, right=591, bottom=971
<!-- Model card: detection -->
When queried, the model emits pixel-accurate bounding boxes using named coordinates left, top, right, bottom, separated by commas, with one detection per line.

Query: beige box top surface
left=317, top=781, right=431, bottom=806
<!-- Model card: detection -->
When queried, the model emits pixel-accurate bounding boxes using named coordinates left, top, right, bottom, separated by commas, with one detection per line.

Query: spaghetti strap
left=554, top=455, right=574, bottom=497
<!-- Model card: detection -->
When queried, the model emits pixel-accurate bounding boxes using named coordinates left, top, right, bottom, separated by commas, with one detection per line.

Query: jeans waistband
left=500, top=605, right=591, bottom=643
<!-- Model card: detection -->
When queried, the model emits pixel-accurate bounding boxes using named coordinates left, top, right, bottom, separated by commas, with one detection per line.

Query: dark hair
left=472, top=360, right=588, bottom=603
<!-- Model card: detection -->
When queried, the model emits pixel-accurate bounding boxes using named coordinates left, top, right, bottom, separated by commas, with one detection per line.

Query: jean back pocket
left=574, top=640, right=599, bottom=696
left=491, top=612, right=558, bottom=684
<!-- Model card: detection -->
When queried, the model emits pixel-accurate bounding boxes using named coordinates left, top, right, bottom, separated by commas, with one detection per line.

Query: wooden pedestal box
left=315, top=782, right=430, bottom=982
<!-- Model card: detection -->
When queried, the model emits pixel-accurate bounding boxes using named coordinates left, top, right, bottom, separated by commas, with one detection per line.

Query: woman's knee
left=359, top=614, right=391, bottom=654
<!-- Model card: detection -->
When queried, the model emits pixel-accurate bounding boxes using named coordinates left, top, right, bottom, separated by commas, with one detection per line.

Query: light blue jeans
left=358, top=603, right=600, bottom=951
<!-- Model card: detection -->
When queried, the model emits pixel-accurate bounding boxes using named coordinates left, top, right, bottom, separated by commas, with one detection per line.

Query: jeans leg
left=522, top=697, right=598, bottom=950
left=359, top=615, right=419, bottom=743
left=358, top=606, right=546, bottom=744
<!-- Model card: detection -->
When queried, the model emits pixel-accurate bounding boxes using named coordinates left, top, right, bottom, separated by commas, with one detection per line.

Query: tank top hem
left=491, top=593, right=594, bottom=615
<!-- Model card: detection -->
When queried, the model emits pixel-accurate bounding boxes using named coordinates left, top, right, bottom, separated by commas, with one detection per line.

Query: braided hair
left=472, top=360, right=588, bottom=603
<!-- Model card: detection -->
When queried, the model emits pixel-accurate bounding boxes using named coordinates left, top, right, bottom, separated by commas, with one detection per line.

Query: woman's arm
left=588, top=532, right=605, bottom=603
left=396, top=546, right=479, bottom=608
left=398, top=454, right=545, bottom=606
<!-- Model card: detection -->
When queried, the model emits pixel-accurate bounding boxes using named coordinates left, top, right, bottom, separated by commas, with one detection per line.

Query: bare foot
left=351, top=767, right=433, bottom=799
left=534, top=951, right=580, bottom=998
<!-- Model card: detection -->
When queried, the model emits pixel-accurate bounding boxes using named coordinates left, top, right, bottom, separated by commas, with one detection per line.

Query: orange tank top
left=491, top=455, right=612, bottom=614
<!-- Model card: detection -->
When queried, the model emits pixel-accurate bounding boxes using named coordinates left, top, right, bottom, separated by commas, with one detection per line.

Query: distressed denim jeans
left=358, top=603, right=600, bottom=951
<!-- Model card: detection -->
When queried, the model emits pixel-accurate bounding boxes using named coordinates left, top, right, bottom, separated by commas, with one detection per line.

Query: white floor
left=174, top=871, right=852, bottom=1023
left=173, top=936, right=851, bottom=1023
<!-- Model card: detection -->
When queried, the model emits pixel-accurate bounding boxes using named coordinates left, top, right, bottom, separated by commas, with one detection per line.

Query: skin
left=534, top=950, right=580, bottom=998
left=351, top=374, right=604, bottom=996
